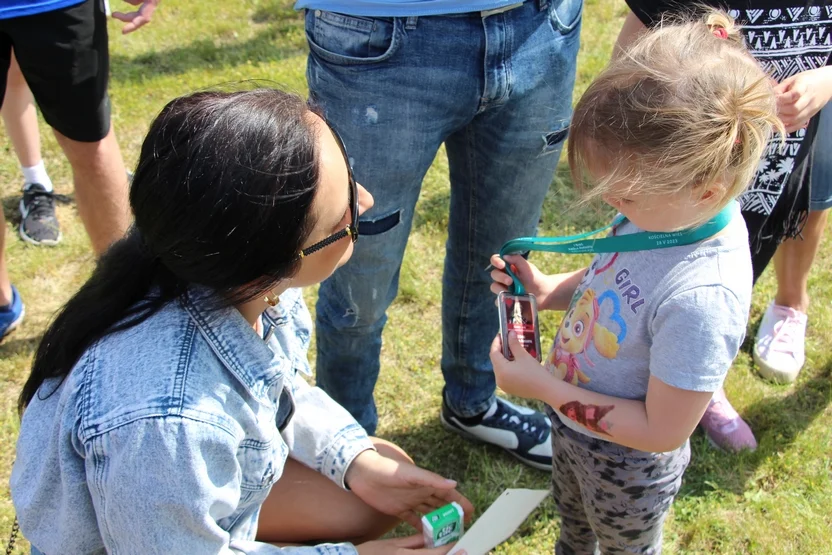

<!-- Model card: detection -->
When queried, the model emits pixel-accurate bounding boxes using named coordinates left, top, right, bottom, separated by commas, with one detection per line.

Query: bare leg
left=1, top=53, right=41, bottom=167
left=773, top=209, right=829, bottom=312
left=53, top=126, right=130, bottom=254
left=0, top=209, right=11, bottom=306
left=256, top=438, right=406, bottom=544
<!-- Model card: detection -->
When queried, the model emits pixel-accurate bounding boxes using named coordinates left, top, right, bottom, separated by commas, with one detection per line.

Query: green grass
left=1, top=0, right=831, bottom=553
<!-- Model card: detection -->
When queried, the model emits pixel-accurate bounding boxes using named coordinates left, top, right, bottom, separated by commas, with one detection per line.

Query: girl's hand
left=489, top=254, right=554, bottom=305
left=489, top=332, right=552, bottom=400
left=775, top=66, right=832, bottom=133
left=489, top=255, right=586, bottom=312
left=357, top=535, right=463, bottom=555
left=345, top=450, right=474, bottom=531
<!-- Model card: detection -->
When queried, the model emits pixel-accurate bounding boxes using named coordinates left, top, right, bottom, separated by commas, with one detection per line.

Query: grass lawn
left=1, top=0, right=831, bottom=553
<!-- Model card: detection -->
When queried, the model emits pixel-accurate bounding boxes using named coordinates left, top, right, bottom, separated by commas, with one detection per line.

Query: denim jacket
left=11, top=287, right=373, bottom=554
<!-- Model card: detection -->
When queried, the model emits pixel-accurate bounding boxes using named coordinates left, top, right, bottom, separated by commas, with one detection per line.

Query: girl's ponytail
left=568, top=8, right=782, bottom=223
left=705, top=10, right=743, bottom=45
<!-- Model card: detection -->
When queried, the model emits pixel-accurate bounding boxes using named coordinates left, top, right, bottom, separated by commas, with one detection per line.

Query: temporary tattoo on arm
left=559, top=401, right=615, bottom=436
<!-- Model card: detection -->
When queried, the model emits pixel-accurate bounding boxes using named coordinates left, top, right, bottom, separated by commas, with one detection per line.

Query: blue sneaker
left=440, top=391, right=552, bottom=471
left=0, top=286, right=25, bottom=341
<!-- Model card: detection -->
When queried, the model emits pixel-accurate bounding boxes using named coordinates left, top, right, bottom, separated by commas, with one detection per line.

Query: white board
left=448, top=489, right=549, bottom=555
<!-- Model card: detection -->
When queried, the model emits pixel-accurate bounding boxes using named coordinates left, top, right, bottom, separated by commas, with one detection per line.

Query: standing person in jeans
left=296, top=0, right=583, bottom=469
left=0, top=0, right=160, bottom=255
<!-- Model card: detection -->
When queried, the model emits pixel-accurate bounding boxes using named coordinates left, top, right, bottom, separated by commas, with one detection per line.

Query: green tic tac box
left=422, top=501, right=464, bottom=548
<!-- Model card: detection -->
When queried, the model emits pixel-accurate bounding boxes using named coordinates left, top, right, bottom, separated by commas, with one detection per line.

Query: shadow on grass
left=0, top=335, right=42, bottom=359
left=679, top=361, right=832, bottom=500
left=110, top=10, right=306, bottom=84
left=382, top=417, right=556, bottom=540
left=1, top=194, right=75, bottom=229
left=412, top=189, right=450, bottom=231
left=2, top=195, right=22, bottom=227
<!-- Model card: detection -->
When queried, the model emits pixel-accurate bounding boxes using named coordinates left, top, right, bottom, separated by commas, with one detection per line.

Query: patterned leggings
left=550, top=418, right=691, bottom=554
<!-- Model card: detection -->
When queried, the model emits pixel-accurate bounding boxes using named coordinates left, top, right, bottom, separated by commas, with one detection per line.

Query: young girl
left=488, top=12, right=782, bottom=554
left=10, top=89, right=471, bottom=554
left=620, top=0, right=832, bottom=452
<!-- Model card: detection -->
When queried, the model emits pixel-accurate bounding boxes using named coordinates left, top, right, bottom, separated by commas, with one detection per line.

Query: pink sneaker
left=699, top=388, right=757, bottom=452
left=753, top=302, right=807, bottom=384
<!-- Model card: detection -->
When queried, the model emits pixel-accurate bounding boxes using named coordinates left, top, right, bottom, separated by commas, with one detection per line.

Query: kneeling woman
left=11, top=90, right=471, bottom=554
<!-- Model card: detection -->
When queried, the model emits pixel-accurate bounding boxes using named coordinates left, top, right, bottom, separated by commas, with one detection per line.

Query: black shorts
left=0, top=0, right=110, bottom=142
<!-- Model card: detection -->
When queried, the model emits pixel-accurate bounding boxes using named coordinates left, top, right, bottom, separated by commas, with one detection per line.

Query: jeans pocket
left=359, top=209, right=402, bottom=236
left=549, top=0, right=583, bottom=34
left=305, top=9, right=399, bottom=65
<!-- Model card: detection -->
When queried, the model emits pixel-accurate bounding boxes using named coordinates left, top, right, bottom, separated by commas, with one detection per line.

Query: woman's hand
left=775, top=66, right=832, bottom=133
left=345, top=450, right=474, bottom=530
left=489, top=332, right=552, bottom=400
left=358, top=535, right=463, bottom=555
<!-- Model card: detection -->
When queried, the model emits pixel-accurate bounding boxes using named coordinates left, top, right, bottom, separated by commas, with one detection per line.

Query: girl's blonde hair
left=568, top=10, right=784, bottom=222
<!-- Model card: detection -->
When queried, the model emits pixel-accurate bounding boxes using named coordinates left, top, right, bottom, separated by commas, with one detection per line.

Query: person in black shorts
left=0, top=0, right=160, bottom=253
left=0, top=0, right=159, bottom=340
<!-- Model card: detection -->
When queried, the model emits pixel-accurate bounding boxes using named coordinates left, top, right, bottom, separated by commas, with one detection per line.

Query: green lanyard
left=500, top=205, right=735, bottom=295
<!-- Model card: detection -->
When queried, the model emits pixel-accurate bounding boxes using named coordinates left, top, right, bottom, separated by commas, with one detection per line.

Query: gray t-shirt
left=546, top=202, right=753, bottom=440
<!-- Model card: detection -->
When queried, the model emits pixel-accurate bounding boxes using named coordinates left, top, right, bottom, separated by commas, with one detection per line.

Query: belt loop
left=538, top=0, right=549, bottom=11
left=405, top=16, right=418, bottom=30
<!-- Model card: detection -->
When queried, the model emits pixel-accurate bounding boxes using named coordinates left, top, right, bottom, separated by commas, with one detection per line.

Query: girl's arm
left=489, top=254, right=586, bottom=312
left=491, top=284, right=749, bottom=453
left=491, top=333, right=711, bottom=453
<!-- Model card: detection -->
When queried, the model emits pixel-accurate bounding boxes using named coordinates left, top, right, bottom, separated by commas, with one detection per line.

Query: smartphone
left=497, top=291, right=542, bottom=362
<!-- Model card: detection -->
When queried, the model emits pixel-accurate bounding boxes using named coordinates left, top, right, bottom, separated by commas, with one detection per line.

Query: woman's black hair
left=19, top=89, right=320, bottom=412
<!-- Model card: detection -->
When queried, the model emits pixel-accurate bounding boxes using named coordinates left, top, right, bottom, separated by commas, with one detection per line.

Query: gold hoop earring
left=263, top=292, right=280, bottom=307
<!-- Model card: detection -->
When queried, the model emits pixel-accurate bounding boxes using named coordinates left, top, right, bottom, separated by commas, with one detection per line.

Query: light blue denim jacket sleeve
left=11, top=287, right=373, bottom=555
left=265, top=295, right=374, bottom=489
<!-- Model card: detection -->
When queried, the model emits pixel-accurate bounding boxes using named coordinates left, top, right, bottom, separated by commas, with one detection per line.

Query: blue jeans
left=305, top=0, right=582, bottom=434
left=811, top=104, right=832, bottom=211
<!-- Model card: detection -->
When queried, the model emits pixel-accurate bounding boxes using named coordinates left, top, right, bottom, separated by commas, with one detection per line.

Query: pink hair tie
left=712, top=27, right=728, bottom=39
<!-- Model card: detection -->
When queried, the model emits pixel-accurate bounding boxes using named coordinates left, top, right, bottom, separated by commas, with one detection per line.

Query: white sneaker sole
left=753, top=346, right=801, bottom=384
left=439, top=411, right=551, bottom=472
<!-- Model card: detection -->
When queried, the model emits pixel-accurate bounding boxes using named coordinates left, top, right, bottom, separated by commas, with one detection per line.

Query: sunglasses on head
left=296, top=127, right=359, bottom=260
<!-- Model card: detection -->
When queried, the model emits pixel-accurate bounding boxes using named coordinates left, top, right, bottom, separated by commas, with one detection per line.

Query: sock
left=21, top=160, right=54, bottom=192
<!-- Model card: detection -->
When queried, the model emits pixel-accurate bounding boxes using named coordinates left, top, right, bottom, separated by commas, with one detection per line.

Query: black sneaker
left=440, top=392, right=552, bottom=471
left=19, top=183, right=61, bottom=246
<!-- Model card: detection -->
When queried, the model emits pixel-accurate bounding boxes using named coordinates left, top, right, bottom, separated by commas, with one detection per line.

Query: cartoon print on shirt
left=569, top=252, right=620, bottom=307
left=547, top=288, right=625, bottom=385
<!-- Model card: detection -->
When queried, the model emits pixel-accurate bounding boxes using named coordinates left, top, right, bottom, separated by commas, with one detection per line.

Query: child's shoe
left=753, top=302, right=807, bottom=384
left=699, top=388, right=757, bottom=452
left=0, top=286, right=25, bottom=341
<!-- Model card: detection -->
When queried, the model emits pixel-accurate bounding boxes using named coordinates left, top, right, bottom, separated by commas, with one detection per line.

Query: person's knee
left=53, top=126, right=120, bottom=166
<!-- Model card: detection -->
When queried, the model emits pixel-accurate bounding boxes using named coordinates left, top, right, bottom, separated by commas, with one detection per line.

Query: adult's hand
left=358, top=535, right=464, bottom=555
left=112, top=0, right=161, bottom=34
left=775, top=66, right=832, bottom=133
left=344, top=450, right=474, bottom=530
